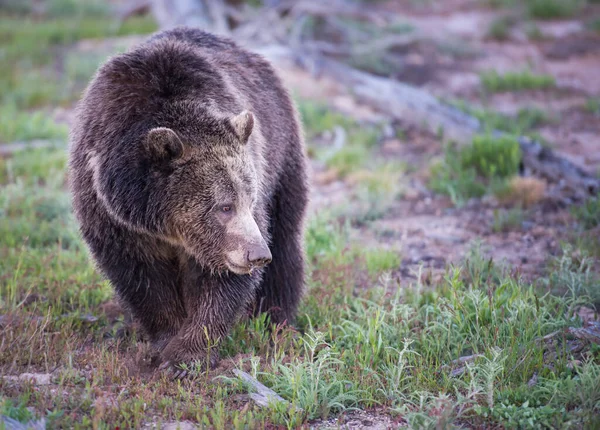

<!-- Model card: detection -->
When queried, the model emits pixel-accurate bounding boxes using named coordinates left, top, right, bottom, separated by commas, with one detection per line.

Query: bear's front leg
left=159, top=272, right=257, bottom=378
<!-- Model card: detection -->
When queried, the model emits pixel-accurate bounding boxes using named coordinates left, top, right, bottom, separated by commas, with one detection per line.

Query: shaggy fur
left=68, top=27, right=308, bottom=369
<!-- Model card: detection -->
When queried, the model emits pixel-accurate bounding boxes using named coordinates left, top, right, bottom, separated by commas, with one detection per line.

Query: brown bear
left=68, top=27, right=308, bottom=373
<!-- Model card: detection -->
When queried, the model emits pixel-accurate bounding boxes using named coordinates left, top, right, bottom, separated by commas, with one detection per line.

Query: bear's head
left=156, top=110, right=271, bottom=275
left=91, top=108, right=271, bottom=275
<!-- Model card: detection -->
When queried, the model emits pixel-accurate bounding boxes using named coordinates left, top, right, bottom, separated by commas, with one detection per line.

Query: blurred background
left=1, top=1, right=599, bottom=428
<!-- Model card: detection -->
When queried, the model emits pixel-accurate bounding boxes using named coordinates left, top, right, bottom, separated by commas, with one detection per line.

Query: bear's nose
left=247, top=244, right=272, bottom=268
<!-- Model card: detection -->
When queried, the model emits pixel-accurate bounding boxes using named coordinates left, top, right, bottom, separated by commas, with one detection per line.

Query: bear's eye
left=221, top=205, right=232, bottom=213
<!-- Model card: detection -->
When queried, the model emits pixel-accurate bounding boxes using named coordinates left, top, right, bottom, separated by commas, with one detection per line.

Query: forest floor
left=1, top=0, right=599, bottom=429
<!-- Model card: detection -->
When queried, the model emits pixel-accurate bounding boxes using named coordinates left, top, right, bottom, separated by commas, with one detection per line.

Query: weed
left=480, top=70, right=555, bottom=93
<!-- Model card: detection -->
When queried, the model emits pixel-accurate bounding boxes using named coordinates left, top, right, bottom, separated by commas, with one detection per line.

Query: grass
left=0, top=105, right=68, bottom=143
left=526, top=0, right=583, bottom=19
left=585, top=97, right=600, bottom=115
left=430, top=134, right=521, bottom=205
left=487, top=17, right=514, bottom=41
left=492, top=207, right=525, bottom=233
left=572, top=195, right=600, bottom=229
left=588, top=17, right=600, bottom=33
left=450, top=100, right=551, bottom=141
left=1, top=147, right=598, bottom=428
left=298, top=99, right=403, bottom=223
left=486, top=0, right=584, bottom=19
left=0, top=16, right=154, bottom=109
left=480, top=70, right=556, bottom=93
left=0, top=1, right=157, bottom=147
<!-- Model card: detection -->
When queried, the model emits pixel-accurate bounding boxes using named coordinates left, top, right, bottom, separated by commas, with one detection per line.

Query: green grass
left=480, top=70, right=556, bottom=93
left=430, top=134, right=521, bottom=205
left=572, top=195, right=600, bottom=229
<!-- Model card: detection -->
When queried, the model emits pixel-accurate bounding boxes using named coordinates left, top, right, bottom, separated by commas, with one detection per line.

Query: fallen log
left=255, top=45, right=600, bottom=200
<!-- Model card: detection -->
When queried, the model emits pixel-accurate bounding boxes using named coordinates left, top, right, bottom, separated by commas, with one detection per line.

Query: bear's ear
left=145, top=127, right=184, bottom=160
left=230, top=110, right=254, bottom=144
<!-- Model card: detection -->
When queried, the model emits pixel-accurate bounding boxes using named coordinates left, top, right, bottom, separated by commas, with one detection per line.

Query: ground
left=1, top=0, right=599, bottom=429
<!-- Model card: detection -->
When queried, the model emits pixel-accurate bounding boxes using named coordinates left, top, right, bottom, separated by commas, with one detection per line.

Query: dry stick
left=233, top=369, right=290, bottom=408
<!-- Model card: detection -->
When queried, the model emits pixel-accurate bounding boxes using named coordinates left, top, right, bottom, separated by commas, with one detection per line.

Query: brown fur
left=68, top=27, right=308, bottom=369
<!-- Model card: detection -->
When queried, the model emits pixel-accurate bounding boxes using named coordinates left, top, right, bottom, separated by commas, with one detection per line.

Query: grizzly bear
left=68, top=27, right=308, bottom=373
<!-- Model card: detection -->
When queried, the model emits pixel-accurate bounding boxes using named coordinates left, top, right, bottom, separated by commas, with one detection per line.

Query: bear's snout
left=247, top=243, right=272, bottom=268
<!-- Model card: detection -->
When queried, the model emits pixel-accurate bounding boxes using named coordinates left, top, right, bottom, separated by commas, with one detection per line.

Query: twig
left=233, top=369, right=289, bottom=408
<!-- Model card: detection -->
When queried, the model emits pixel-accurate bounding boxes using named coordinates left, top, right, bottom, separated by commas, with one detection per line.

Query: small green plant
left=487, top=17, right=514, bottom=40
left=259, top=330, right=366, bottom=420
left=571, top=195, right=600, bottom=229
left=525, top=23, right=544, bottom=40
left=451, top=100, right=550, bottom=136
left=297, top=99, right=355, bottom=139
left=363, top=248, right=401, bottom=277
left=492, top=207, right=525, bottom=233
left=480, top=70, right=555, bottom=93
left=588, top=18, right=600, bottom=33
left=462, top=135, right=521, bottom=179
left=585, top=98, right=600, bottom=115
left=430, top=135, right=521, bottom=205
left=325, top=144, right=370, bottom=177
left=486, top=0, right=517, bottom=7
